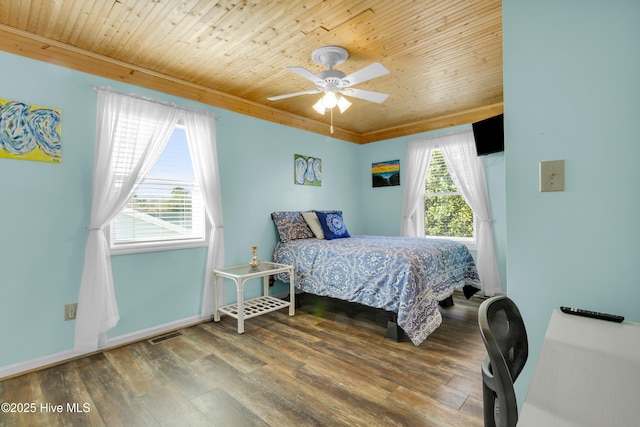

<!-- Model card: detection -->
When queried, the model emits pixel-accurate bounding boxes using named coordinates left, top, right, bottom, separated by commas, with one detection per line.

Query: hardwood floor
left=0, top=292, right=486, bottom=427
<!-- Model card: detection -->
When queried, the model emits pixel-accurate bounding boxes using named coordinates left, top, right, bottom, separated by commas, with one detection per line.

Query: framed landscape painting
left=372, top=160, right=400, bottom=187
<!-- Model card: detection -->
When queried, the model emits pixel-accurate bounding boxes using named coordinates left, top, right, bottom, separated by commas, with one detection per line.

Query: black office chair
left=478, top=296, right=528, bottom=427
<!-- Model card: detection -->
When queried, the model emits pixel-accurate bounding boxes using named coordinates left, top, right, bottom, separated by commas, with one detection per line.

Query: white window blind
left=424, top=149, right=474, bottom=239
left=110, top=126, right=207, bottom=253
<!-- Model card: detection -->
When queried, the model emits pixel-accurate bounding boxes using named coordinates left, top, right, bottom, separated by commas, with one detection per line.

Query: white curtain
left=401, top=129, right=502, bottom=296
left=75, top=89, right=182, bottom=353
left=183, top=110, right=225, bottom=317
left=440, top=131, right=501, bottom=296
left=400, top=140, right=433, bottom=236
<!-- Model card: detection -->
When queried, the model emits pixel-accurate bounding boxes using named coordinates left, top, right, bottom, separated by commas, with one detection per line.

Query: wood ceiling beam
left=0, top=24, right=502, bottom=144
left=357, top=103, right=505, bottom=144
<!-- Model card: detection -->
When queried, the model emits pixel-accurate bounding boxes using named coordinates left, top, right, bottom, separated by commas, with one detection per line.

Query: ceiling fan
left=267, top=46, right=389, bottom=132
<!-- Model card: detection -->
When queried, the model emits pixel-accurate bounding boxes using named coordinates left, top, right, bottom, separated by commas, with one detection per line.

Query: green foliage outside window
left=424, top=150, right=474, bottom=238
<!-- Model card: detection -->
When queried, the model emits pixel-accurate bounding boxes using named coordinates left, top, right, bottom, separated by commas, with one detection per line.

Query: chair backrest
left=478, top=295, right=528, bottom=427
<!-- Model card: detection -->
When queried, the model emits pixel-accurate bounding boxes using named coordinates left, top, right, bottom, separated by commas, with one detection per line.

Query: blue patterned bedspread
left=273, top=235, right=481, bottom=345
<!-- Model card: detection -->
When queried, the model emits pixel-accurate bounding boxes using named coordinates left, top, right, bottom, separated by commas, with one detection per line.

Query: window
left=424, top=149, right=475, bottom=245
left=109, top=126, right=207, bottom=254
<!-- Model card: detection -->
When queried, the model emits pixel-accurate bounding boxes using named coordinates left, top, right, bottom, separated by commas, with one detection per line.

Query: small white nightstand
left=213, top=261, right=295, bottom=333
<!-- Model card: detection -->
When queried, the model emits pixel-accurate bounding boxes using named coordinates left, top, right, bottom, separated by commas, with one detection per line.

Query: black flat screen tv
left=472, top=114, right=504, bottom=156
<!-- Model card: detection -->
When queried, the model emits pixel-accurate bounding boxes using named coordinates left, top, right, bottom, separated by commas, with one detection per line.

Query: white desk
left=518, top=309, right=640, bottom=426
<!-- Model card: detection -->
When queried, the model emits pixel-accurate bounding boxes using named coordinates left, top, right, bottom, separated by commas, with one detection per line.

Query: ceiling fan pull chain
left=330, top=108, right=334, bottom=134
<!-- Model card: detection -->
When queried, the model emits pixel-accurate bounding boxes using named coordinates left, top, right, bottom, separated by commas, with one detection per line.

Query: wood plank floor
left=0, top=292, right=486, bottom=427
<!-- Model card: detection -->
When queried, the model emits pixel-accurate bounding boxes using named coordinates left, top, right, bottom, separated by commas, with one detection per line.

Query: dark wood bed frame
left=289, top=292, right=457, bottom=343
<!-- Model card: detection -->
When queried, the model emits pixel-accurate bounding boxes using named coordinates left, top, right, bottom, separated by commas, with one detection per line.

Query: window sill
left=110, top=239, right=208, bottom=255
left=425, top=235, right=476, bottom=252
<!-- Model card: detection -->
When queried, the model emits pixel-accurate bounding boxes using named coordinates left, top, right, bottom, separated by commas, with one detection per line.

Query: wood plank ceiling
left=0, top=0, right=503, bottom=144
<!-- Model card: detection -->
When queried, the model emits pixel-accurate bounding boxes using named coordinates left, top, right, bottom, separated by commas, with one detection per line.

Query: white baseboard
left=105, top=314, right=207, bottom=348
left=0, top=350, right=83, bottom=381
left=0, top=314, right=211, bottom=380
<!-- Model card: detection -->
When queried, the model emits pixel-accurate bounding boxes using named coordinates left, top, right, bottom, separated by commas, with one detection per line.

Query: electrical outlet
left=539, top=160, right=565, bottom=192
left=64, top=303, right=78, bottom=321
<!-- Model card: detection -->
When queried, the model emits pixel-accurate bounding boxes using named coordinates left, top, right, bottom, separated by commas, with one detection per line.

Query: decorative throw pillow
left=315, top=211, right=350, bottom=240
left=271, top=211, right=315, bottom=241
left=301, top=211, right=325, bottom=239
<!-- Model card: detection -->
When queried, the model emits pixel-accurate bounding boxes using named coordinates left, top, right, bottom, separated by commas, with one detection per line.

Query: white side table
left=213, top=261, right=295, bottom=333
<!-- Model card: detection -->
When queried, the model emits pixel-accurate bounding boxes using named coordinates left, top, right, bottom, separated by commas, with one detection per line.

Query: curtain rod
left=92, top=86, right=219, bottom=120
left=407, top=127, right=472, bottom=145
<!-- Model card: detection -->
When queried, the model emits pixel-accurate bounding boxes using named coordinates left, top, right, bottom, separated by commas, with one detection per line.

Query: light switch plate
left=539, top=160, right=565, bottom=192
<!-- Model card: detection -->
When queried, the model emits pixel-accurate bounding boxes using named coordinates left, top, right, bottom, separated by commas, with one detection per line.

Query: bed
left=271, top=211, right=482, bottom=345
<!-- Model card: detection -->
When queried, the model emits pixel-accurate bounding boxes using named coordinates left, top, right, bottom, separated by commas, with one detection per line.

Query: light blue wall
left=504, top=0, right=640, bottom=405
left=0, top=56, right=97, bottom=362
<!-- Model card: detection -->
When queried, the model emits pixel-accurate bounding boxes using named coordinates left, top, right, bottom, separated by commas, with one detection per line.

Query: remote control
left=560, top=306, right=624, bottom=323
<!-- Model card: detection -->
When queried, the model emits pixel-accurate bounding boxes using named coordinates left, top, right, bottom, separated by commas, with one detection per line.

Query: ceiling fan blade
left=342, top=88, right=389, bottom=103
left=267, top=89, right=321, bottom=101
left=341, top=62, right=389, bottom=87
left=286, top=66, right=322, bottom=83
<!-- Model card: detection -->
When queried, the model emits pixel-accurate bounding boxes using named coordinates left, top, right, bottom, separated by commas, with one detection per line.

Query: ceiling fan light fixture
left=313, top=98, right=326, bottom=115
left=337, top=96, right=351, bottom=113
left=321, top=90, right=338, bottom=108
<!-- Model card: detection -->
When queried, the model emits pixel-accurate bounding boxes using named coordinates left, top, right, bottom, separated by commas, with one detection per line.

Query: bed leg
left=287, top=291, right=303, bottom=309
left=385, top=320, right=405, bottom=342
left=294, top=292, right=304, bottom=309
left=439, top=295, right=454, bottom=307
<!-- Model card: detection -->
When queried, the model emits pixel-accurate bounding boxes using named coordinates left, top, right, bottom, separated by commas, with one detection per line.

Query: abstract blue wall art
left=0, top=98, right=62, bottom=163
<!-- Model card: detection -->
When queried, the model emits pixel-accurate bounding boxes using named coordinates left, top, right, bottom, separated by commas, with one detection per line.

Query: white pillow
left=302, top=211, right=325, bottom=239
